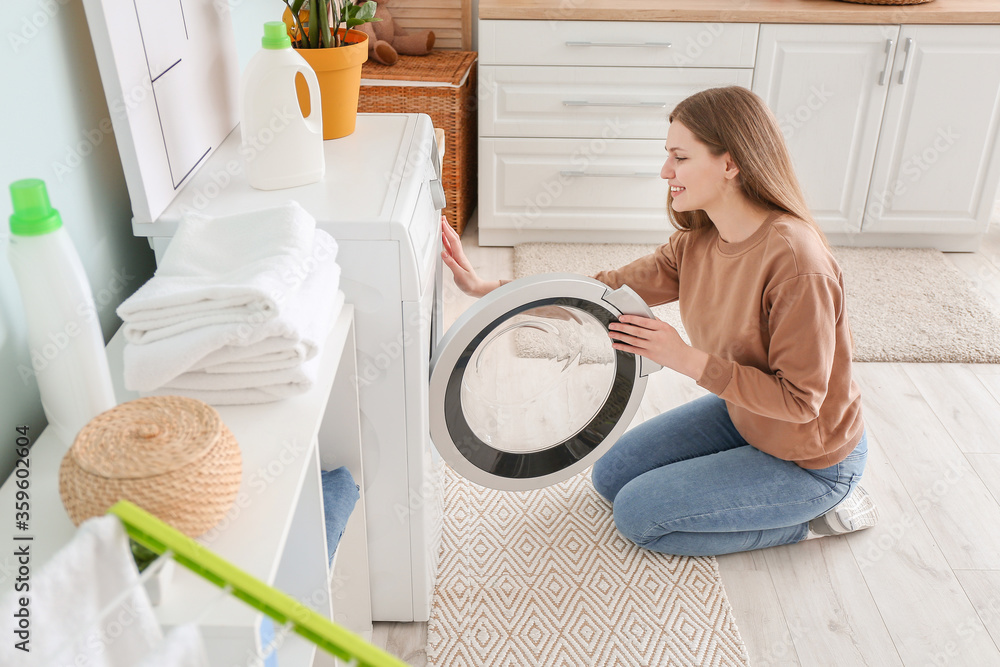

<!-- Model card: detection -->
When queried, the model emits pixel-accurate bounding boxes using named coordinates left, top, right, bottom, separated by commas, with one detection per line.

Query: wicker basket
left=358, top=51, right=477, bottom=235
left=836, top=0, right=933, bottom=4
left=59, top=396, right=242, bottom=538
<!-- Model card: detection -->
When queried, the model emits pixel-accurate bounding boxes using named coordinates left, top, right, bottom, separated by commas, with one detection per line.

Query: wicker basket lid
left=836, top=0, right=933, bottom=4
left=60, top=395, right=242, bottom=537
left=361, top=51, right=476, bottom=85
left=68, top=395, right=222, bottom=479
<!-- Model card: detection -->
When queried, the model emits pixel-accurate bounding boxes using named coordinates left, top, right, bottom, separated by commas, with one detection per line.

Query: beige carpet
left=513, top=243, right=1000, bottom=363
left=426, top=466, right=750, bottom=667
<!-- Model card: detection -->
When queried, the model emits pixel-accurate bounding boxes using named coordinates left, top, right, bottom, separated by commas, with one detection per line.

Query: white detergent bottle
left=241, top=21, right=325, bottom=190
left=7, top=179, right=116, bottom=448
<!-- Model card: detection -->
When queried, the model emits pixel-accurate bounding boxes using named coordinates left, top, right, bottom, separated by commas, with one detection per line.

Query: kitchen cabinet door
left=753, top=24, right=899, bottom=237
left=862, top=24, right=1000, bottom=238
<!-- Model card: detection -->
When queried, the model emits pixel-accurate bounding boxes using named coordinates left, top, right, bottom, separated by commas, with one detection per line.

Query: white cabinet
left=478, top=20, right=758, bottom=246
left=481, top=65, right=753, bottom=140
left=482, top=19, right=1000, bottom=251
left=480, top=137, right=671, bottom=242
left=862, top=25, right=1000, bottom=241
left=754, top=23, right=1000, bottom=249
left=480, top=20, right=759, bottom=67
left=752, top=24, right=899, bottom=237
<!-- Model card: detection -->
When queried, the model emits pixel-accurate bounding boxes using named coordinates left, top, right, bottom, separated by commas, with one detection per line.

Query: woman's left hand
left=608, top=315, right=710, bottom=381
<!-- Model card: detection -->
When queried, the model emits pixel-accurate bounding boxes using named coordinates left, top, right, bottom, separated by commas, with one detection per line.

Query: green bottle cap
left=262, top=21, right=291, bottom=50
left=9, top=178, right=62, bottom=236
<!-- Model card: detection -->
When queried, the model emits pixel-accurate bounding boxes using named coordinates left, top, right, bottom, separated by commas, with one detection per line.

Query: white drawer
left=479, top=137, right=672, bottom=245
left=480, top=20, right=758, bottom=68
left=480, top=65, right=753, bottom=139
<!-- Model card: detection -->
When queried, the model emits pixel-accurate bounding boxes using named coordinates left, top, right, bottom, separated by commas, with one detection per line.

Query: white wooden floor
left=371, top=211, right=1000, bottom=667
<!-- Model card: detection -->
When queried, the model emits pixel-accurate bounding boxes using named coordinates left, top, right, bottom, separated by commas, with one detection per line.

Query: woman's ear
left=723, top=154, right=740, bottom=181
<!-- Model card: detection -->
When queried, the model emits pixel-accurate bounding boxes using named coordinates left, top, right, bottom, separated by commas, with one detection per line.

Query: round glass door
left=461, top=303, right=617, bottom=454
left=429, top=274, right=660, bottom=491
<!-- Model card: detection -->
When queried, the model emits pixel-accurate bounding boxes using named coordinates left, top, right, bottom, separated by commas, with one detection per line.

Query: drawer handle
left=559, top=170, right=662, bottom=178
left=897, top=37, right=914, bottom=85
left=878, top=38, right=893, bottom=86
left=565, top=41, right=673, bottom=48
left=563, top=100, right=667, bottom=109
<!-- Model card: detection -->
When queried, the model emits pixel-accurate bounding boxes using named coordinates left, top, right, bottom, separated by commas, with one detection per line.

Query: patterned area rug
left=513, top=243, right=1000, bottom=363
left=426, top=465, right=750, bottom=666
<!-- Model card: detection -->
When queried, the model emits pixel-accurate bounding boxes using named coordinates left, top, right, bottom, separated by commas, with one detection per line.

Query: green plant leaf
left=287, top=0, right=367, bottom=47
left=345, top=1, right=379, bottom=29
left=318, top=0, right=332, bottom=48
left=355, top=1, right=377, bottom=21
left=332, top=0, right=344, bottom=47
left=308, top=0, right=320, bottom=48
left=283, top=0, right=305, bottom=47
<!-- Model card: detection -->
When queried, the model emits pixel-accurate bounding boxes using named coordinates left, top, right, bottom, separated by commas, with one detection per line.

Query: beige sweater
left=592, top=211, right=864, bottom=469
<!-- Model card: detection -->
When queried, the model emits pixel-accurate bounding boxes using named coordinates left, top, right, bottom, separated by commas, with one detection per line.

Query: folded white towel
left=188, top=336, right=311, bottom=373
left=164, top=351, right=321, bottom=393
left=123, top=233, right=341, bottom=392
left=200, top=354, right=306, bottom=374
left=148, top=386, right=297, bottom=406
left=150, top=353, right=324, bottom=405
left=118, top=202, right=321, bottom=344
left=159, top=289, right=344, bottom=402
left=0, top=516, right=162, bottom=666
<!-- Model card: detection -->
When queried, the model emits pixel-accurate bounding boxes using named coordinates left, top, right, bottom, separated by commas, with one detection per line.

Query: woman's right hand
left=441, top=216, right=499, bottom=298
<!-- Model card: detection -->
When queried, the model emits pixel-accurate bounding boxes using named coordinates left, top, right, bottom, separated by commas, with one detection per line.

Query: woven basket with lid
left=59, top=395, right=242, bottom=538
left=836, top=0, right=933, bottom=5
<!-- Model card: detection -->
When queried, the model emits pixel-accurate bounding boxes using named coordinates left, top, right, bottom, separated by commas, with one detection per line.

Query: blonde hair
left=667, top=86, right=828, bottom=246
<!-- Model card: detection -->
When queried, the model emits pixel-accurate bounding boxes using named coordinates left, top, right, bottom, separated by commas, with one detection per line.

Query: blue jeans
left=591, top=394, right=868, bottom=556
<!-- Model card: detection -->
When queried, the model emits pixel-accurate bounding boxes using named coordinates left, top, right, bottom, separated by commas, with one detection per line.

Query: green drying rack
left=108, top=500, right=408, bottom=667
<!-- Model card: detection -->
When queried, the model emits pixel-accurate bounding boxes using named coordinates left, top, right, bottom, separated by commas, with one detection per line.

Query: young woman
left=440, top=86, right=877, bottom=557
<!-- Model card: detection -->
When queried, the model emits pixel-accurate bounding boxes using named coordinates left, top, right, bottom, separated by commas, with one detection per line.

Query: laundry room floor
left=371, top=209, right=1000, bottom=667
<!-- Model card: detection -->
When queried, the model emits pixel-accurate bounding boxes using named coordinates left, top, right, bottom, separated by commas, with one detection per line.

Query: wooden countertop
left=479, top=0, right=1000, bottom=24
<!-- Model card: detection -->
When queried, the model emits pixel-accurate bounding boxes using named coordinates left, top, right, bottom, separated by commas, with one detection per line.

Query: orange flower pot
left=283, top=12, right=369, bottom=140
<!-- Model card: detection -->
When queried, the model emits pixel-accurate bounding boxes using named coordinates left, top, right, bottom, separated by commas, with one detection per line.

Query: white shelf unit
left=0, top=306, right=371, bottom=667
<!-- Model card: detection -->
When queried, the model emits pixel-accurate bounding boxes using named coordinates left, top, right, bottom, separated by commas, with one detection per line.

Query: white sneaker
left=810, top=484, right=879, bottom=535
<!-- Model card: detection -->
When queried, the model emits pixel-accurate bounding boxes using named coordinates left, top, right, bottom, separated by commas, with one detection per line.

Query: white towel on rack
left=0, top=515, right=162, bottom=666
left=118, top=202, right=321, bottom=344
left=123, top=236, right=341, bottom=392
left=136, top=624, right=210, bottom=667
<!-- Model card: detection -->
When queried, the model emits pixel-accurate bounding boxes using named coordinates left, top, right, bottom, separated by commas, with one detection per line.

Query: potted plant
left=281, top=0, right=380, bottom=139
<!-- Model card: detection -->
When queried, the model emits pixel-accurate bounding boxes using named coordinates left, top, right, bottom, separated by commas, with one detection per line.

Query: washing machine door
left=429, top=274, right=662, bottom=491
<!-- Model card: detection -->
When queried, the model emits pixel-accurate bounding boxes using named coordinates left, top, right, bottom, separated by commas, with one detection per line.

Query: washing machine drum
left=429, top=274, right=662, bottom=491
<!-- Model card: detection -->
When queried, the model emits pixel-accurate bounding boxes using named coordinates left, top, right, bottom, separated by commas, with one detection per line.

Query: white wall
left=0, top=0, right=160, bottom=479
left=229, top=1, right=282, bottom=70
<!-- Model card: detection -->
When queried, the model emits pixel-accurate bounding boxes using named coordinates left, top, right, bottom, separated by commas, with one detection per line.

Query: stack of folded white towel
left=118, top=201, right=343, bottom=405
